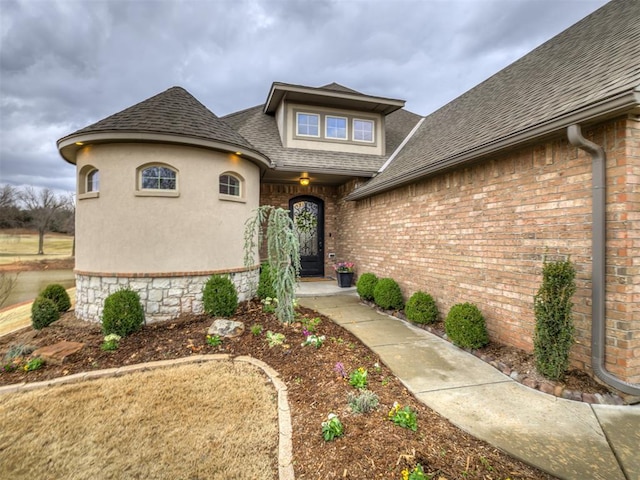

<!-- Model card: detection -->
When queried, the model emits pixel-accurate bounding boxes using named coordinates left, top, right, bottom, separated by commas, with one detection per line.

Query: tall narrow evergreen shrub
left=533, top=258, right=576, bottom=380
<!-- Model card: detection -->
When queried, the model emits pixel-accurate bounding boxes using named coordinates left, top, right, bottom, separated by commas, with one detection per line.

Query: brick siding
left=335, top=117, right=639, bottom=383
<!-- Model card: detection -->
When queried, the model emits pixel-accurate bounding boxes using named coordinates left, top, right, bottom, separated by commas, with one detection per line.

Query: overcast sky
left=0, top=0, right=609, bottom=195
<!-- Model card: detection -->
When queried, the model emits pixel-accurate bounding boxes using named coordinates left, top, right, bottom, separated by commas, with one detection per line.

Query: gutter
left=567, top=124, right=640, bottom=396
left=348, top=88, right=640, bottom=201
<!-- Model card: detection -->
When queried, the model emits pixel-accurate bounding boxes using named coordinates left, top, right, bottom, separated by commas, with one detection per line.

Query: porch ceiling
left=261, top=168, right=372, bottom=186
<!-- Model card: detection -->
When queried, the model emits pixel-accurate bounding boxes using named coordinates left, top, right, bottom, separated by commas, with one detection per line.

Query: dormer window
left=296, top=113, right=320, bottom=137
left=353, top=119, right=374, bottom=143
left=325, top=116, right=347, bottom=140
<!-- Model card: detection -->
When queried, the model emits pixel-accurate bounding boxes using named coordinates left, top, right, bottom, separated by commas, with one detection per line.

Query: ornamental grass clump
left=444, top=302, right=489, bottom=349
left=39, top=283, right=71, bottom=313
left=31, top=296, right=60, bottom=330
left=348, top=389, right=379, bottom=414
left=405, top=291, right=438, bottom=324
left=203, top=275, right=238, bottom=317
left=102, top=288, right=144, bottom=337
left=356, top=272, right=378, bottom=301
left=533, top=257, right=576, bottom=380
left=373, top=278, right=404, bottom=310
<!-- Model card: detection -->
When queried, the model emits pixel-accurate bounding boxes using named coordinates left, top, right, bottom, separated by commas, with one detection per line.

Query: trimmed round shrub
left=356, top=273, right=378, bottom=301
left=405, top=291, right=438, bottom=324
left=31, top=297, right=60, bottom=330
left=40, top=283, right=71, bottom=313
left=445, top=302, right=489, bottom=349
left=102, top=288, right=145, bottom=337
left=373, top=278, right=404, bottom=310
left=203, top=275, right=238, bottom=317
left=256, top=263, right=276, bottom=300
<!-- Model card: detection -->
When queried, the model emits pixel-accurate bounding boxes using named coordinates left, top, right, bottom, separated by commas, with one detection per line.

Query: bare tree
left=0, top=272, right=20, bottom=308
left=18, top=186, right=69, bottom=255
left=0, top=184, right=19, bottom=228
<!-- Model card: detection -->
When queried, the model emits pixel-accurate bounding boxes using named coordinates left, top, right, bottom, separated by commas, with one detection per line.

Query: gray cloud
left=0, top=0, right=608, bottom=194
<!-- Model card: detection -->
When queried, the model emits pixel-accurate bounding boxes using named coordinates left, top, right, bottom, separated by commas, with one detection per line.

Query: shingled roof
left=348, top=0, right=640, bottom=200
left=223, top=100, right=421, bottom=177
left=58, top=86, right=270, bottom=166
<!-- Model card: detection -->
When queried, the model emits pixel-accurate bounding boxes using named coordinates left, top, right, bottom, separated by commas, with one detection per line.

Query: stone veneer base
left=75, top=268, right=259, bottom=324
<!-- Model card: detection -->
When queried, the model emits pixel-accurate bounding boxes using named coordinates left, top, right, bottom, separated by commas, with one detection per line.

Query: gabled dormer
left=263, top=82, right=405, bottom=156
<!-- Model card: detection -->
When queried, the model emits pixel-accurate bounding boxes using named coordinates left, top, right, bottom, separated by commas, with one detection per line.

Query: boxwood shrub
left=356, top=273, right=378, bottom=301
left=373, top=278, right=404, bottom=310
left=203, top=275, right=238, bottom=317
left=31, top=297, right=60, bottom=330
left=405, top=291, right=438, bottom=324
left=445, top=302, right=489, bottom=349
left=102, top=288, right=145, bottom=337
left=40, top=283, right=71, bottom=313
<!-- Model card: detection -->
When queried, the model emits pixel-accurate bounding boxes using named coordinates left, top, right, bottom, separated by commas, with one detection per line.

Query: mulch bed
left=0, top=300, right=558, bottom=479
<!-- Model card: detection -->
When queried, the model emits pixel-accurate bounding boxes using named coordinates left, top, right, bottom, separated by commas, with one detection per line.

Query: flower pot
left=336, top=272, right=354, bottom=288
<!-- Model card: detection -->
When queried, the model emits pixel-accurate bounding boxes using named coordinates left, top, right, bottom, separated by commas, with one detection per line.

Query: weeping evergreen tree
left=244, top=206, right=301, bottom=323
left=533, top=257, right=576, bottom=380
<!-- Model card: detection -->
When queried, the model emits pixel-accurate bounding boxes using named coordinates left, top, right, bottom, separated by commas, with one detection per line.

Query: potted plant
left=334, top=262, right=355, bottom=287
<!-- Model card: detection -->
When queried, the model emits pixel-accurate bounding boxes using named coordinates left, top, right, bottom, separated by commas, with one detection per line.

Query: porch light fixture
left=299, top=176, right=310, bottom=186
left=75, top=142, right=84, bottom=146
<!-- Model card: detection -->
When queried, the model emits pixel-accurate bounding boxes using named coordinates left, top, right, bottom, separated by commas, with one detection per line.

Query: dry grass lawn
left=0, top=231, right=74, bottom=265
left=0, top=361, right=279, bottom=480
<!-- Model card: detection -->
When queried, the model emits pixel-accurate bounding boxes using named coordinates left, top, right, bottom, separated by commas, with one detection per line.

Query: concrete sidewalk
left=298, top=293, right=640, bottom=480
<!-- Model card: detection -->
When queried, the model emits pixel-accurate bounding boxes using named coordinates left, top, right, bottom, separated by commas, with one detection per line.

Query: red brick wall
left=260, top=183, right=340, bottom=277
left=336, top=117, right=640, bottom=383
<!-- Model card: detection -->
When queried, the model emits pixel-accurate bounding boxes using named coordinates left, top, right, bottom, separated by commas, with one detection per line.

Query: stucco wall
left=336, top=117, right=640, bottom=383
left=75, top=143, right=260, bottom=274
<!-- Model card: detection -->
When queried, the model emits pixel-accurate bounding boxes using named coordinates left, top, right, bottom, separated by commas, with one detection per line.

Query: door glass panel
left=293, top=201, right=318, bottom=256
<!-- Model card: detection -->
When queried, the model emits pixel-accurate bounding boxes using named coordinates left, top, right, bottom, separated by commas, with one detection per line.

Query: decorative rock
left=208, top=319, right=245, bottom=338
left=582, top=393, right=597, bottom=404
left=539, top=382, right=555, bottom=395
left=33, top=341, right=84, bottom=365
left=562, top=389, right=582, bottom=402
left=522, top=377, right=538, bottom=389
left=509, top=371, right=521, bottom=381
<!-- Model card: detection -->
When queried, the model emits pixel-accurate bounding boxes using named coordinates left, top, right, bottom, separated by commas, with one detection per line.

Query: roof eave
left=57, top=131, right=274, bottom=170
left=347, top=88, right=640, bottom=201
left=263, top=83, right=405, bottom=115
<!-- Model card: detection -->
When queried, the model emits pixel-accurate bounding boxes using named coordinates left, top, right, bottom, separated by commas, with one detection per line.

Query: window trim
left=325, top=115, right=348, bottom=141
left=292, top=108, right=378, bottom=146
left=78, top=165, right=100, bottom=200
left=296, top=112, right=321, bottom=138
left=218, top=171, right=246, bottom=203
left=135, top=163, right=179, bottom=197
left=352, top=118, right=375, bottom=143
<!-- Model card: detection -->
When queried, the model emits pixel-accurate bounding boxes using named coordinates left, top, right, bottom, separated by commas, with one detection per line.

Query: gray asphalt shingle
left=349, top=0, right=640, bottom=199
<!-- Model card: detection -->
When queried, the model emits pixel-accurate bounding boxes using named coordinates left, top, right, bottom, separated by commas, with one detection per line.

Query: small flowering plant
left=101, top=333, right=122, bottom=351
left=261, top=297, right=278, bottom=313
left=301, top=334, right=326, bottom=348
left=333, top=362, right=348, bottom=379
left=334, top=262, right=355, bottom=273
left=321, top=413, right=344, bottom=441
left=401, top=464, right=430, bottom=480
left=388, top=402, right=418, bottom=431
left=23, top=357, right=44, bottom=372
left=349, top=367, right=368, bottom=389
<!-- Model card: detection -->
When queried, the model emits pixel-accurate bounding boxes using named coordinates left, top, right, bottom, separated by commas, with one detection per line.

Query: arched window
left=78, top=165, right=99, bottom=199
left=87, top=169, right=100, bottom=192
left=219, top=173, right=241, bottom=197
left=140, top=165, right=177, bottom=190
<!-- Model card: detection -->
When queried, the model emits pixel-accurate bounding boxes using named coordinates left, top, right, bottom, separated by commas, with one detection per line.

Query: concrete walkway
left=298, top=290, right=640, bottom=480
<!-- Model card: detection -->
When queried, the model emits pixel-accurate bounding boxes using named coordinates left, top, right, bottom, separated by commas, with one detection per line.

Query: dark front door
left=290, top=196, right=324, bottom=277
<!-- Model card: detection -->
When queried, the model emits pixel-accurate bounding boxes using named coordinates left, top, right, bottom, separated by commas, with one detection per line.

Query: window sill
left=78, top=192, right=99, bottom=200
left=219, top=194, right=246, bottom=203
left=136, top=190, right=180, bottom=198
